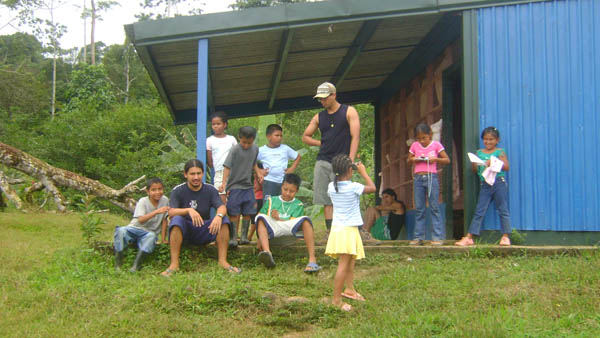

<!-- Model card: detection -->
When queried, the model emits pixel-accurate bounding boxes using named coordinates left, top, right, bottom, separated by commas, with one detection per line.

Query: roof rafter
left=268, top=28, right=295, bottom=110
left=330, top=19, right=381, bottom=89
left=172, top=88, right=376, bottom=124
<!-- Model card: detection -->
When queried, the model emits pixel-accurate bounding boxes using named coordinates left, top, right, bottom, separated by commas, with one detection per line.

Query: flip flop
left=258, top=251, right=276, bottom=268
left=341, top=292, right=366, bottom=301
left=160, top=268, right=178, bottom=277
left=336, top=302, right=352, bottom=312
left=226, top=266, right=242, bottom=274
left=303, top=262, right=322, bottom=273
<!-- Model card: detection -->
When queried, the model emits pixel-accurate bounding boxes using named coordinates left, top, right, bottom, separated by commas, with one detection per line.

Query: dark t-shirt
left=388, top=212, right=406, bottom=240
left=223, top=144, right=258, bottom=191
left=169, top=182, right=223, bottom=220
left=317, top=104, right=351, bottom=162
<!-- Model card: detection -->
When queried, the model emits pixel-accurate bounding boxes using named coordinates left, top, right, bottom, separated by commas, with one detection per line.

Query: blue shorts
left=168, top=215, right=230, bottom=246
left=262, top=180, right=282, bottom=200
left=227, top=188, right=256, bottom=216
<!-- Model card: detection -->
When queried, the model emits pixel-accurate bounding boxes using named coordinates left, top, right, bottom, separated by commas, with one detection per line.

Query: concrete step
left=216, top=241, right=599, bottom=257
left=98, top=241, right=599, bottom=258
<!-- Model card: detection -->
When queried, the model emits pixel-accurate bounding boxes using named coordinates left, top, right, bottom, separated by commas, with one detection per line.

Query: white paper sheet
left=468, top=152, right=486, bottom=166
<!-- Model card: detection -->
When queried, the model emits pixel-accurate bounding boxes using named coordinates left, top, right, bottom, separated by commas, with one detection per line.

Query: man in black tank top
left=302, top=82, right=361, bottom=234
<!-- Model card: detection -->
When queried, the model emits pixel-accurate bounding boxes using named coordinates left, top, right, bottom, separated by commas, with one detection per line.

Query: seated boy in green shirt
left=255, top=173, right=321, bottom=273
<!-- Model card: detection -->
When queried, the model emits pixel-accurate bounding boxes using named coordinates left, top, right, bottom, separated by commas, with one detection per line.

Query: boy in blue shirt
left=257, top=124, right=301, bottom=199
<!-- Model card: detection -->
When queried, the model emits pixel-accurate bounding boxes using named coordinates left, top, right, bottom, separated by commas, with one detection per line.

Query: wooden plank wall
left=379, top=41, right=460, bottom=208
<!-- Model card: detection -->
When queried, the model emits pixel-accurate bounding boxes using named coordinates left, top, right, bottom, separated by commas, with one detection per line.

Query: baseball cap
left=313, top=82, right=336, bottom=99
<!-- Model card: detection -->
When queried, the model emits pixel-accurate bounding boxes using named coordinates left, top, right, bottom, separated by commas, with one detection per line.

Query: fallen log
left=0, top=169, right=24, bottom=210
left=0, top=141, right=142, bottom=213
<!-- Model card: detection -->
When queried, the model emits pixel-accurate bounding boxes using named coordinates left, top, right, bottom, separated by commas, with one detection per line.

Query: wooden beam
left=268, top=29, right=295, bottom=110
left=378, top=13, right=461, bottom=102
left=330, top=20, right=381, bottom=88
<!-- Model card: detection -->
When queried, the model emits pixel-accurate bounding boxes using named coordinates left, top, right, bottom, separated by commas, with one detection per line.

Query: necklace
left=279, top=196, right=294, bottom=219
left=328, top=114, right=335, bottom=128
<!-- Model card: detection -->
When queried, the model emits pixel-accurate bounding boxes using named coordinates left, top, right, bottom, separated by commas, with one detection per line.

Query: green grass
left=1, top=211, right=600, bottom=337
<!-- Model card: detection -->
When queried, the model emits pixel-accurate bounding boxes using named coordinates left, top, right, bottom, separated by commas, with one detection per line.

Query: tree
left=0, top=141, right=144, bottom=212
left=0, top=0, right=22, bottom=31
left=136, top=0, right=203, bottom=21
left=0, top=33, right=49, bottom=119
left=102, top=43, right=157, bottom=104
left=85, top=0, right=119, bottom=65
left=0, top=63, right=48, bottom=118
left=63, top=63, right=116, bottom=111
left=4, top=0, right=69, bottom=118
left=229, top=0, right=308, bottom=10
left=73, top=41, right=106, bottom=65
left=0, top=32, right=43, bottom=64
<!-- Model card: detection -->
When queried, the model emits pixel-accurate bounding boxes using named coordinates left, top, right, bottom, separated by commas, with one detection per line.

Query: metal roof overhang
left=125, top=0, right=545, bottom=124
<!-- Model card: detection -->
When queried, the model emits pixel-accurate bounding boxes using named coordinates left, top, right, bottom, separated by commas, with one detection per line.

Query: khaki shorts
left=313, top=160, right=335, bottom=205
left=212, top=169, right=226, bottom=195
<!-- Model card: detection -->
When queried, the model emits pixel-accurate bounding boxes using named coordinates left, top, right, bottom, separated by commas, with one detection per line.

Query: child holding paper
left=456, top=126, right=511, bottom=246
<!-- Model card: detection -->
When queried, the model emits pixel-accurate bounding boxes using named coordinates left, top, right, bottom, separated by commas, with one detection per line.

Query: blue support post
left=197, top=39, right=208, bottom=182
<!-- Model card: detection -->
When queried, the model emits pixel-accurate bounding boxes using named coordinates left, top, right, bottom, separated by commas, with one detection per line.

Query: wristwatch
left=216, top=213, right=225, bottom=218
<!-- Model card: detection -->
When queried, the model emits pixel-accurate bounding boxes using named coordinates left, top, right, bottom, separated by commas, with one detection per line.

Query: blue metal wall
left=478, top=0, right=600, bottom=231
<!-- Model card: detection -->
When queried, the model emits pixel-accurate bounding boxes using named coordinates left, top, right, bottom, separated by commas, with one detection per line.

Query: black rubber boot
left=115, top=249, right=124, bottom=271
left=228, top=222, right=238, bottom=248
left=240, top=219, right=250, bottom=244
left=129, top=250, right=148, bottom=272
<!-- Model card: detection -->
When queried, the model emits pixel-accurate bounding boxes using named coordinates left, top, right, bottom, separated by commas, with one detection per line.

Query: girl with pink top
left=406, top=123, right=450, bottom=245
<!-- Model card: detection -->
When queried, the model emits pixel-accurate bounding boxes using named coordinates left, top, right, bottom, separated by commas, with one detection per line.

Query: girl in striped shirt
left=325, top=154, right=376, bottom=311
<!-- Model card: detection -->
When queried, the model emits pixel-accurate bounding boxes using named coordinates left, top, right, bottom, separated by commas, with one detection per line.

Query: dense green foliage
left=0, top=26, right=376, bottom=214
left=230, top=0, right=308, bottom=10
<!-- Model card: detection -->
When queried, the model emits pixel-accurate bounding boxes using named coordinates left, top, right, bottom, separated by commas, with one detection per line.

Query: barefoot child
left=407, top=123, right=450, bottom=245
left=206, top=111, right=237, bottom=203
left=255, top=173, right=320, bottom=273
left=114, top=177, right=169, bottom=272
left=455, top=127, right=511, bottom=246
left=325, top=154, right=376, bottom=311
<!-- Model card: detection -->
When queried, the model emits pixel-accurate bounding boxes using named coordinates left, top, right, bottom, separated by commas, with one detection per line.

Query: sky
left=0, top=0, right=235, bottom=49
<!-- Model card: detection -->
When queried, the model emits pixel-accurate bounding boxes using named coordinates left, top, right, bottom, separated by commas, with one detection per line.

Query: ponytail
left=333, top=175, right=339, bottom=193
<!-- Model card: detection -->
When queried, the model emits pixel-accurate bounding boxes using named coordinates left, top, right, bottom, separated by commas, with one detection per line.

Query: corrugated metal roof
left=124, top=0, right=547, bottom=123
left=478, top=0, right=600, bottom=231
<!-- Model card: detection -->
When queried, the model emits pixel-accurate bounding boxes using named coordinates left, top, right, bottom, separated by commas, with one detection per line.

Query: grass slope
left=1, top=211, right=599, bottom=337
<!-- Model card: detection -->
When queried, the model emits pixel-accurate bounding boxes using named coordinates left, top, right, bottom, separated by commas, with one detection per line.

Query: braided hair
left=331, top=154, right=353, bottom=193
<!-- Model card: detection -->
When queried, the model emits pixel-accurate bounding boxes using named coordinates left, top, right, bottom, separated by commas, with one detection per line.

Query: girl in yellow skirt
left=325, top=154, right=376, bottom=311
